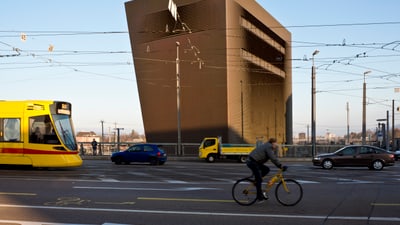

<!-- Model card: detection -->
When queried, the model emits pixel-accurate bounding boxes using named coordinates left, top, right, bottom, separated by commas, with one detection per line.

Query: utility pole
left=114, top=127, right=124, bottom=152
left=387, top=110, right=390, bottom=151
left=392, top=100, right=395, bottom=151
left=240, top=80, right=244, bottom=142
left=311, top=50, right=319, bottom=158
left=100, top=120, right=104, bottom=155
left=362, top=71, right=371, bottom=145
left=167, top=0, right=200, bottom=156
left=347, top=102, right=350, bottom=144
left=176, top=41, right=182, bottom=156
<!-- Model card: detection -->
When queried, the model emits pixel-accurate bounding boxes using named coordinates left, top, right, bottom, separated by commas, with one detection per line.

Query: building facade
left=125, top=0, right=292, bottom=144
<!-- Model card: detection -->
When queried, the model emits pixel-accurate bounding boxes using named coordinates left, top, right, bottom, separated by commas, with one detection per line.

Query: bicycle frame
left=265, top=169, right=287, bottom=192
left=242, top=169, right=285, bottom=195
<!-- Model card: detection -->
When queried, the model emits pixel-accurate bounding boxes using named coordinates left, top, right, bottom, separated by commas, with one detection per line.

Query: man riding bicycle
left=246, top=138, right=285, bottom=203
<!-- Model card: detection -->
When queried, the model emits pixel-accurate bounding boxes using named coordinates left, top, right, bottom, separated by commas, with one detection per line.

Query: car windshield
left=53, top=114, right=77, bottom=150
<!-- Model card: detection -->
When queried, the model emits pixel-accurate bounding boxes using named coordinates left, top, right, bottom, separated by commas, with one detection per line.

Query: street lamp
left=362, top=70, right=371, bottom=145
left=176, top=41, right=181, bottom=155
left=311, top=50, right=319, bottom=158
left=240, top=80, right=244, bottom=142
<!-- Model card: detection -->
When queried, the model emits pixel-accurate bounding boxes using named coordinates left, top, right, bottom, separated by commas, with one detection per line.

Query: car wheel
left=113, top=157, right=122, bottom=165
left=371, top=160, right=384, bottom=170
left=206, top=154, right=216, bottom=163
left=322, top=159, right=333, bottom=170
left=150, top=158, right=159, bottom=165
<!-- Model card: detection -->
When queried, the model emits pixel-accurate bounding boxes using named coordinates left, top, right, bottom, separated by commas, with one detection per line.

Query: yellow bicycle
left=232, top=167, right=303, bottom=206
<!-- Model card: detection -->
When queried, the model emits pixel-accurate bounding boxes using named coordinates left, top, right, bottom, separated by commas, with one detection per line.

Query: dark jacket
left=249, top=141, right=281, bottom=167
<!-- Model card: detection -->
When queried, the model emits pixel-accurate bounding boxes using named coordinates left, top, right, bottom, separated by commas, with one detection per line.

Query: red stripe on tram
left=1, top=148, right=78, bottom=155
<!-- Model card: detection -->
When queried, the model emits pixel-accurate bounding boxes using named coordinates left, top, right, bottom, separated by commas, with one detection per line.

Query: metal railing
left=79, top=142, right=344, bottom=158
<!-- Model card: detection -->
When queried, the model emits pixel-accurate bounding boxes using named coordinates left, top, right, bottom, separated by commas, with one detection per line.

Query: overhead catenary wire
left=1, top=24, right=400, bottom=101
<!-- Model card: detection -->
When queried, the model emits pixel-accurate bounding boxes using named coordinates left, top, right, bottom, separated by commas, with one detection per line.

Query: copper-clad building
left=125, top=0, right=292, bottom=144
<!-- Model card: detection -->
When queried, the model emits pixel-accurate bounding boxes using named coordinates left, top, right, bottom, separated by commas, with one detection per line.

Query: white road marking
left=324, top=177, right=385, bottom=184
left=0, top=204, right=399, bottom=222
left=103, top=223, right=131, bottom=225
left=99, top=178, right=120, bottom=182
left=127, top=172, right=149, bottom=176
left=0, top=219, right=91, bottom=225
left=337, top=180, right=384, bottom=184
left=164, top=179, right=187, bottom=184
left=73, top=186, right=221, bottom=191
left=0, top=220, right=130, bottom=225
left=296, top=180, right=319, bottom=184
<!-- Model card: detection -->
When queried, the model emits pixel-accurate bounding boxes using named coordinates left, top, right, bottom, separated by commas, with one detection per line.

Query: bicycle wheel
left=275, top=178, right=303, bottom=206
left=232, top=177, right=257, bottom=206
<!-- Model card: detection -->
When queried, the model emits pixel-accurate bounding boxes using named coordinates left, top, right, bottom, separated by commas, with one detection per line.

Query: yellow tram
left=0, top=100, right=82, bottom=167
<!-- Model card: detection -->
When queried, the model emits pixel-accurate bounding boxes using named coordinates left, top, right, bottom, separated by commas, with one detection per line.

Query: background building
left=125, top=0, right=292, bottom=144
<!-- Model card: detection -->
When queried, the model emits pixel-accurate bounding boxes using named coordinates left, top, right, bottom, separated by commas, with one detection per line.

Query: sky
left=1, top=0, right=400, bottom=139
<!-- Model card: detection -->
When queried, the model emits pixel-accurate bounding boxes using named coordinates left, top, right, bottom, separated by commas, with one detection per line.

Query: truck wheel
left=238, top=155, right=247, bottom=163
left=206, top=154, right=216, bottom=163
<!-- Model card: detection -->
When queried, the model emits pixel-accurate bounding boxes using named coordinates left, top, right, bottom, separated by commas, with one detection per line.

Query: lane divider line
left=137, top=197, right=234, bottom=203
left=371, top=203, right=400, bottom=206
left=0, top=192, right=36, bottom=196
left=0, top=203, right=399, bottom=222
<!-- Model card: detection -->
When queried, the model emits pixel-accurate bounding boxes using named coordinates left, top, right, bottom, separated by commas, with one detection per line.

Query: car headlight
left=313, top=157, right=321, bottom=160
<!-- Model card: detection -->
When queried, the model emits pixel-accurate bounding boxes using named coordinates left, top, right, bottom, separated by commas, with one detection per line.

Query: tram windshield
left=53, top=114, right=77, bottom=150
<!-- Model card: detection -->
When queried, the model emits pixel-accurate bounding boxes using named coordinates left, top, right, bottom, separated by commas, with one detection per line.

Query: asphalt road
left=0, top=159, right=399, bottom=225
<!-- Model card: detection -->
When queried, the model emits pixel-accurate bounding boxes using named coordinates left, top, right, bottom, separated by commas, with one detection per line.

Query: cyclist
left=246, top=137, right=285, bottom=203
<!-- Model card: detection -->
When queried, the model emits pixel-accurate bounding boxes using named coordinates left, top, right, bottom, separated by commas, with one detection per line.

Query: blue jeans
left=246, top=159, right=270, bottom=200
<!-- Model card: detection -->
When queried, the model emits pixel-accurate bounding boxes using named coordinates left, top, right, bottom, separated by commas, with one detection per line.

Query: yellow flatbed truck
left=198, top=137, right=254, bottom=163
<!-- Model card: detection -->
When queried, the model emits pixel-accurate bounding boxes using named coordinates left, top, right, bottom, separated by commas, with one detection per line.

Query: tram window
left=3, top=118, right=21, bottom=142
left=29, top=116, right=60, bottom=144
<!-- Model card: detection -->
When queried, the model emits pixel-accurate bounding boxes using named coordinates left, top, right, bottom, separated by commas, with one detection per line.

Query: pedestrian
left=80, top=142, right=85, bottom=155
left=91, top=139, right=98, bottom=156
left=246, top=137, right=286, bottom=203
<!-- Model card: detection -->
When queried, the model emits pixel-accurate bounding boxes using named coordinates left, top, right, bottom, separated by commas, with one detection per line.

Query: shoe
left=257, top=199, right=265, bottom=204
left=263, top=192, right=269, bottom=200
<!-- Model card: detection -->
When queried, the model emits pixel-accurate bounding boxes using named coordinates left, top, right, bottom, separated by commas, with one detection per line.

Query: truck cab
left=199, top=137, right=220, bottom=162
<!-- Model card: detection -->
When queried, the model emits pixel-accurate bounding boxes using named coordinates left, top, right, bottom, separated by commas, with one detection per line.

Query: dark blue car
left=111, top=144, right=167, bottom=165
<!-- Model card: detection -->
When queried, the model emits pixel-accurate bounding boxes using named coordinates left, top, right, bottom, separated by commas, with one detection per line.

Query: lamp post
left=176, top=41, right=181, bottom=155
left=240, top=80, right=244, bottom=142
left=311, top=50, right=319, bottom=158
left=362, top=70, right=371, bottom=145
